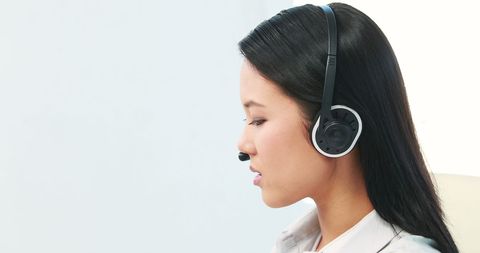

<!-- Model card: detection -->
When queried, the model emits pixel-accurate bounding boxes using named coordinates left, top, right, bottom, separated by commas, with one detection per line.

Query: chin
left=262, top=191, right=299, bottom=208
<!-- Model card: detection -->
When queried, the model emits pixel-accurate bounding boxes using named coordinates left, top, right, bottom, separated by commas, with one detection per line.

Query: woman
left=236, top=3, right=458, bottom=253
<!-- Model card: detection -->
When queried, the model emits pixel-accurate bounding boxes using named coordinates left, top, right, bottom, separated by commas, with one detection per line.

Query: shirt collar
left=274, top=208, right=401, bottom=253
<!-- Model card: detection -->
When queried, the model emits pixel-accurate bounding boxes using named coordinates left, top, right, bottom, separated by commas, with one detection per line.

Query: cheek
left=257, top=120, right=313, bottom=179
left=257, top=120, right=332, bottom=197
left=257, top=121, right=297, bottom=160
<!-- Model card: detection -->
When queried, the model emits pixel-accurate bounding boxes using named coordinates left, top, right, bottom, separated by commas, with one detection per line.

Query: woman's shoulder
left=382, top=230, right=441, bottom=253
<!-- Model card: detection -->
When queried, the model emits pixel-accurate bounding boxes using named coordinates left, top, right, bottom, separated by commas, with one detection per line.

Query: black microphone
left=238, top=152, right=250, bottom=161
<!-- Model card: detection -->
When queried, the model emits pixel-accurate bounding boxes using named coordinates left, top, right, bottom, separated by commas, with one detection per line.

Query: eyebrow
left=243, top=100, right=266, bottom=108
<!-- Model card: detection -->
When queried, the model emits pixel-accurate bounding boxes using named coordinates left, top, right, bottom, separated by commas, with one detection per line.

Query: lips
left=250, top=166, right=263, bottom=186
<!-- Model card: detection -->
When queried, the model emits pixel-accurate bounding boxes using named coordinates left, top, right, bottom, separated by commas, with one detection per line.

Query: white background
left=0, top=0, right=478, bottom=252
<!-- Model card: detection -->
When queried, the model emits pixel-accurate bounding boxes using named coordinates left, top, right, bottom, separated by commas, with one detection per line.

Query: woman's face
left=237, top=59, right=336, bottom=208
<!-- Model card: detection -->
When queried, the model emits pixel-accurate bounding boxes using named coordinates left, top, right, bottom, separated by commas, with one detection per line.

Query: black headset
left=239, top=4, right=362, bottom=162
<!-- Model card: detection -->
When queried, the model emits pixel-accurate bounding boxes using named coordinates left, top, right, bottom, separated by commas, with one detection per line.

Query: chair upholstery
left=432, top=173, right=480, bottom=253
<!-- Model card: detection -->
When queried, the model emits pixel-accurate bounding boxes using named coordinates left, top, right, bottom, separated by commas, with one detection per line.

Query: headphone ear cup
left=311, top=105, right=362, bottom=158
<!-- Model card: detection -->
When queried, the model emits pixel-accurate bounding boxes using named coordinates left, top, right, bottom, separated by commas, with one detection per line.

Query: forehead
left=239, top=60, right=286, bottom=108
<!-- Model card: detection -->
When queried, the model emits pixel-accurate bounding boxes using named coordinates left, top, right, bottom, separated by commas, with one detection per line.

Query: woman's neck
left=311, top=151, right=374, bottom=251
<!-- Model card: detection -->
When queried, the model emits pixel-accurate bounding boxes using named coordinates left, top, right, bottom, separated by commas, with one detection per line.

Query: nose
left=237, top=128, right=255, bottom=161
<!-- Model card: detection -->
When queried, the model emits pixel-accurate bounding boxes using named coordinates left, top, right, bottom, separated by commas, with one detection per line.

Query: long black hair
left=238, top=3, right=458, bottom=253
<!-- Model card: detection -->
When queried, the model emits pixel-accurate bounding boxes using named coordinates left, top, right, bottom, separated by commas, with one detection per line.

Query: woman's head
left=238, top=59, right=350, bottom=208
left=237, top=3, right=458, bottom=253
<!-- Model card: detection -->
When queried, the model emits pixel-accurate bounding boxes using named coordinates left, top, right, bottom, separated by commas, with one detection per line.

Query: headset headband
left=319, top=5, right=337, bottom=119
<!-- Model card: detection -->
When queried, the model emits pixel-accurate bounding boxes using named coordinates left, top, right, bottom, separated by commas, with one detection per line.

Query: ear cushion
left=310, top=105, right=362, bottom=158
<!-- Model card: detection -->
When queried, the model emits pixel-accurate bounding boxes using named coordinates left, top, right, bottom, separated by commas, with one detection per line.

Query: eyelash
left=243, top=118, right=266, bottom=126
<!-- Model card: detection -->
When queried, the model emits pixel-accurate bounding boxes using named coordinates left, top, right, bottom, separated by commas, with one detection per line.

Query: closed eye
left=242, top=118, right=266, bottom=126
left=249, top=119, right=266, bottom=126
